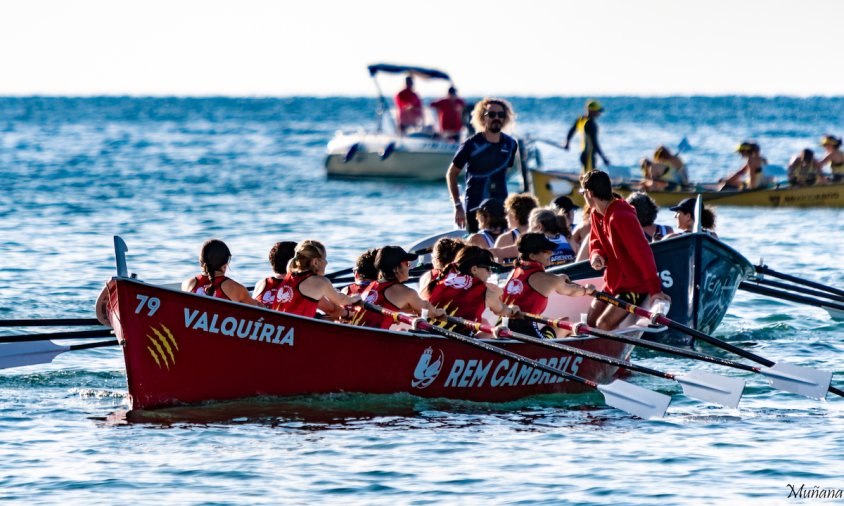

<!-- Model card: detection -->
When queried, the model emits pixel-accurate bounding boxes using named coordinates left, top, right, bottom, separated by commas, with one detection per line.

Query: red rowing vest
left=254, top=276, right=285, bottom=309
left=501, top=260, right=548, bottom=315
left=428, top=272, right=487, bottom=322
left=192, top=275, right=231, bottom=300
left=273, top=271, right=320, bottom=317
left=356, top=280, right=402, bottom=329
left=342, top=281, right=371, bottom=296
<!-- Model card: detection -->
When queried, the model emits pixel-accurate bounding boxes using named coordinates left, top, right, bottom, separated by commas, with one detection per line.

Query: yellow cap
left=586, top=100, right=604, bottom=112
left=735, top=142, right=753, bottom=152
left=821, top=135, right=841, bottom=147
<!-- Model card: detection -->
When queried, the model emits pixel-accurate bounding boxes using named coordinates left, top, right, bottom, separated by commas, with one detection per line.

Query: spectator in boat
left=395, top=76, right=423, bottom=135
left=466, top=198, right=508, bottom=249
left=564, top=99, right=610, bottom=172
left=528, top=208, right=576, bottom=266
left=788, top=148, right=822, bottom=187
left=580, top=170, right=670, bottom=330
left=425, top=246, right=519, bottom=329
left=663, top=198, right=718, bottom=239
left=501, top=233, right=595, bottom=338
left=273, top=240, right=361, bottom=320
left=446, top=97, right=519, bottom=233
left=626, top=191, right=674, bottom=242
left=419, top=237, right=466, bottom=299
left=253, top=241, right=298, bottom=308
left=431, top=86, right=466, bottom=142
left=341, top=248, right=380, bottom=296
left=492, top=193, right=539, bottom=256
left=819, top=135, right=844, bottom=183
left=354, top=246, right=445, bottom=329
left=182, top=239, right=262, bottom=306
left=719, top=141, right=767, bottom=191
left=641, top=146, right=689, bottom=191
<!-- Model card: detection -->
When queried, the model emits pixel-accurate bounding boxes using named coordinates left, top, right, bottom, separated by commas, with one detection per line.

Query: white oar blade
left=0, top=341, right=68, bottom=369
left=823, top=306, right=844, bottom=321
left=676, top=369, right=745, bottom=408
left=762, top=362, right=832, bottom=399
left=597, top=379, right=671, bottom=419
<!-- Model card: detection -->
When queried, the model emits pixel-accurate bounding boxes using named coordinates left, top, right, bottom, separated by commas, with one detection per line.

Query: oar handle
left=0, top=318, right=103, bottom=328
left=0, top=328, right=113, bottom=343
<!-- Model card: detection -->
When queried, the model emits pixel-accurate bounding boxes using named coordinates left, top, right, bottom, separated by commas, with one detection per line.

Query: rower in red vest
left=354, top=245, right=445, bottom=329
left=274, top=240, right=361, bottom=319
left=181, top=239, right=263, bottom=306
left=341, top=248, right=379, bottom=297
left=253, top=241, right=297, bottom=308
left=501, top=233, right=595, bottom=338
left=418, top=237, right=465, bottom=300
left=424, top=246, right=519, bottom=331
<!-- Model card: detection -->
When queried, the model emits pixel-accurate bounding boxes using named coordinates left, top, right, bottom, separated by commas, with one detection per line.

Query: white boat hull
left=325, top=133, right=458, bottom=181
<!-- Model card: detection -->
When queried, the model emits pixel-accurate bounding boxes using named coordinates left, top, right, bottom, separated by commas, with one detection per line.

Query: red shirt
left=273, top=272, right=320, bottom=318
left=589, top=199, right=662, bottom=295
left=501, top=261, right=548, bottom=315
left=395, top=88, right=423, bottom=127
left=428, top=272, right=487, bottom=322
left=357, top=280, right=402, bottom=329
left=431, top=97, right=466, bottom=133
left=254, top=276, right=284, bottom=309
left=192, top=275, right=231, bottom=301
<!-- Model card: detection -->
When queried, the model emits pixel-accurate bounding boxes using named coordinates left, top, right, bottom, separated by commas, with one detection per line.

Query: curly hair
left=470, top=97, right=516, bottom=133
left=504, top=193, right=539, bottom=227
left=626, top=191, right=659, bottom=227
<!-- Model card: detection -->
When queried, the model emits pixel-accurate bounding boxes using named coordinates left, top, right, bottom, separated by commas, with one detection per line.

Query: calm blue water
left=1, top=96, right=843, bottom=504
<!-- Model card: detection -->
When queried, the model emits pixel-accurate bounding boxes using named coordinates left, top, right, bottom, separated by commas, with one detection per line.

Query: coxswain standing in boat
left=446, top=98, right=519, bottom=233
left=430, top=86, right=466, bottom=142
left=182, top=239, right=262, bottom=306
left=819, top=135, right=844, bottom=182
left=273, top=240, right=361, bottom=320
left=419, top=237, right=466, bottom=300
left=580, top=170, right=670, bottom=330
left=395, top=75, right=424, bottom=135
left=719, top=141, right=767, bottom=191
left=424, top=246, right=519, bottom=332
left=465, top=198, right=508, bottom=249
left=354, top=246, right=445, bottom=329
left=253, top=241, right=297, bottom=308
left=563, top=100, right=610, bottom=172
left=501, top=233, right=595, bottom=338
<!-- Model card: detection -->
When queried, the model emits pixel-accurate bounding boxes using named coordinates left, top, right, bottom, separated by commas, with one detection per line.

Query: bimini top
left=367, top=63, right=451, bottom=81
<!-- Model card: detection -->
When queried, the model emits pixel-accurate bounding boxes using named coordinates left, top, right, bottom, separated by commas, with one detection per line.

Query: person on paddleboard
left=446, top=98, right=519, bottom=233
left=273, top=240, right=361, bottom=320
left=353, top=246, right=445, bottom=329
left=182, top=239, right=263, bottom=306
left=253, top=241, right=298, bottom=308
left=501, top=233, right=595, bottom=339
left=580, top=170, right=670, bottom=330
left=563, top=99, right=610, bottom=172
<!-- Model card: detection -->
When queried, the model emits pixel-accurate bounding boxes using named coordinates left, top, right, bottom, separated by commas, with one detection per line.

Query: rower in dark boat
left=626, top=191, right=674, bottom=242
left=253, top=241, right=297, bottom=308
left=182, top=239, right=262, bottom=306
left=528, top=208, right=576, bottom=266
left=465, top=198, right=507, bottom=249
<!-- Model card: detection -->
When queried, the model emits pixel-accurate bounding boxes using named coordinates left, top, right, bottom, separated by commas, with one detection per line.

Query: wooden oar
left=755, top=264, right=844, bottom=299
left=0, top=340, right=118, bottom=369
left=521, top=312, right=835, bottom=400
left=592, top=291, right=839, bottom=399
left=0, top=318, right=103, bottom=328
left=360, top=302, right=671, bottom=419
left=0, top=329, right=113, bottom=343
left=740, top=282, right=844, bottom=314
left=438, top=313, right=744, bottom=408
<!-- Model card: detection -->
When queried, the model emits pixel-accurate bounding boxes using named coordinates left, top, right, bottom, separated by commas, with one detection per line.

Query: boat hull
left=106, top=278, right=635, bottom=410
left=530, top=169, right=844, bottom=208
left=325, top=133, right=457, bottom=181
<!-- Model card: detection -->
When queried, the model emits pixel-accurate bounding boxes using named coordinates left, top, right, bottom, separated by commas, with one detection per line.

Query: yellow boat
left=530, top=169, right=844, bottom=208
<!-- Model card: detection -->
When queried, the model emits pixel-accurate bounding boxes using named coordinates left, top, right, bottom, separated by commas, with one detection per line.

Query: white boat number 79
left=135, top=294, right=161, bottom=316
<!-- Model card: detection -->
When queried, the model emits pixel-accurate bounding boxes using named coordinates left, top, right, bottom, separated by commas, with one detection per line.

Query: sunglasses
left=484, top=111, right=506, bottom=119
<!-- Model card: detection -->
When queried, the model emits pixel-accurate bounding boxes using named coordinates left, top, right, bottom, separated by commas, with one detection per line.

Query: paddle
left=360, top=302, right=671, bottom=419
left=0, top=318, right=103, bottom=328
left=754, top=264, right=844, bottom=299
left=438, top=313, right=744, bottom=408
left=520, top=312, right=829, bottom=399
left=0, top=328, right=113, bottom=343
left=0, top=339, right=118, bottom=369
left=592, top=291, right=839, bottom=399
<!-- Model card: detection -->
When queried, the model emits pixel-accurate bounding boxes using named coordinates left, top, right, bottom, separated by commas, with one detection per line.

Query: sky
left=1, top=0, right=842, bottom=97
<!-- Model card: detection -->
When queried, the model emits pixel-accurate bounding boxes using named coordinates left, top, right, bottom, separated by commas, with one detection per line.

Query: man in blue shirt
left=446, top=98, right=519, bottom=233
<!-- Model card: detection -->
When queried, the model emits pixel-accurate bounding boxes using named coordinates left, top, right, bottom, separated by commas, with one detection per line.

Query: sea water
left=0, top=96, right=842, bottom=505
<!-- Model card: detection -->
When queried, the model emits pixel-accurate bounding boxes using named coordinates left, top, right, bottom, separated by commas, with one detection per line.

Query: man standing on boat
left=431, top=86, right=466, bottom=142
left=580, top=170, right=670, bottom=330
left=564, top=100, right=610, bottom=172
left=446, top=98, right=519, bottom=233
left=395, top=76, right=423, bottom=135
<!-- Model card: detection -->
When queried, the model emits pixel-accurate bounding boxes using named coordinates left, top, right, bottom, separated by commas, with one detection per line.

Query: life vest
left=354, top=280, right=402, bottom=329
left=254, top=276, right=284, bottom=308
left=342, top=281, right=371, bottom=296
left=192, top=275, right=231, bottom=301
left=428, top=272, right=488, bottom=322
left=501, top=260, right=548, bottom=315
left=273, top=271, right=320, bottom=318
